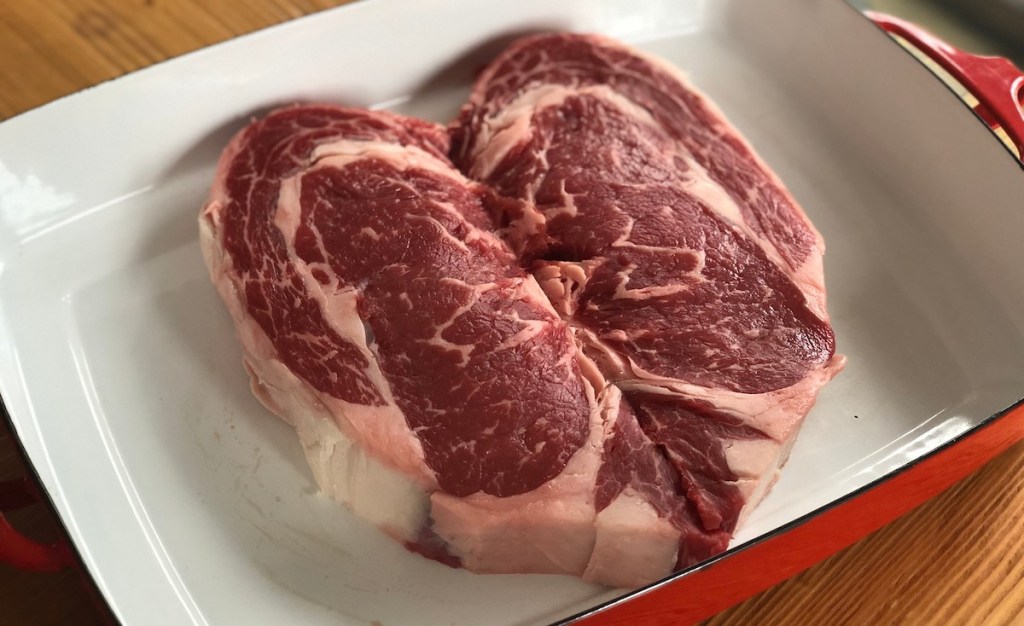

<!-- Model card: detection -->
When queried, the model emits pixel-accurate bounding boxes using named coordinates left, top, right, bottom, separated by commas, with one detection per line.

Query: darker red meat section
left=221, top=105, right=590, bottom=498
left=626, top=393, right=767, bottom=535
left=455, top=78, right=834, bottom=395
left=568, top=184, right=835, bottom=394
left=297, top=162, right=517, bottom=286
left=595, top=399, right=732, bottom=566
left=451, top=35, right=817, bottom=273
left=221, top=104, right=450, bottom=406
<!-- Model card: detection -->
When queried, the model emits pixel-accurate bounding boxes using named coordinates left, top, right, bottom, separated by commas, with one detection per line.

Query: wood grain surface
left=1, top=2, right=1022, bottom=625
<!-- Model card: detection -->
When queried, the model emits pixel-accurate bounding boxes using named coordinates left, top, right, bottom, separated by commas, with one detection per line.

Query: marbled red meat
left=452, top=33, right=845, bottom=572
left=200, top=33, right=843, bottom=590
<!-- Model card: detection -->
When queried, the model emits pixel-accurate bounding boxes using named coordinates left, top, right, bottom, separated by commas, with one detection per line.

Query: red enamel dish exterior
left=0, top=476, right=74, bottom=571
left=866, top=11, right=1024, bottom=159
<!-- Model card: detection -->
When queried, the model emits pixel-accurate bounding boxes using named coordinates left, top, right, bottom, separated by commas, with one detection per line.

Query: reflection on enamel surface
left=849, top=413, right=976, bottom=485
left=733, top=413, right=980, bottom=546
left=0, top=161, right=75, bottom=237
left=897, top=415, right=975, bottom=462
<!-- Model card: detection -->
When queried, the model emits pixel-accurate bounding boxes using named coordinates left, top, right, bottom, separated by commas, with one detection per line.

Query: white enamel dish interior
left=1, top=0, right=1022, bottom=624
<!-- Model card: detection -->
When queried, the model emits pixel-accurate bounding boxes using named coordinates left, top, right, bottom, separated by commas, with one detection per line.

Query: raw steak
left=450, top=33, right=844, bottom=571
left=200, top=34, right=842, bottom=590
left=200, top=104, right=602, bottom=558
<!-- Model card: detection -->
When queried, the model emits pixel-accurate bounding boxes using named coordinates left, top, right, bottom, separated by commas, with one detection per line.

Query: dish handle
left=866, top=11, right=1024, bottom=158
left=0, top=477, right=74, bottom=571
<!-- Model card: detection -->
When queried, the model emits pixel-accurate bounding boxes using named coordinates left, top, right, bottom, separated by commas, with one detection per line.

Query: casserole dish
left=0, top=1, right=1021, bottom=623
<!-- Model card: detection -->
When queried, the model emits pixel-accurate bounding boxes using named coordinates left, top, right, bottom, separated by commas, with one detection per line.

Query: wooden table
left=1, top=2, right=1023, bottom=624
